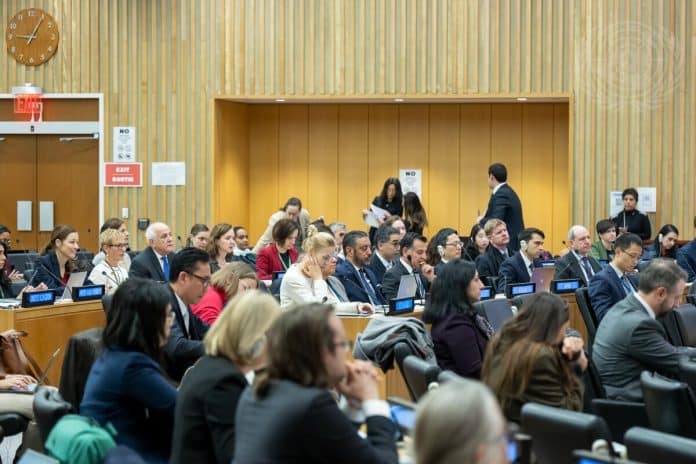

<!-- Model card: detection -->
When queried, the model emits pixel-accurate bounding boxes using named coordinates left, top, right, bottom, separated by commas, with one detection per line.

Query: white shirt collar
left=492, top=182, right=507, bottom=195
left=634, top=292, right=657, bottom=320
left=174, top=293, right=190, bottom=332
left=609, top=263, right=625, bottom=278
left=520, top=252, right=533, bottom=273
left=375, top=251, right=392, bottom=270
left=400, top=257, right=414, bottom=274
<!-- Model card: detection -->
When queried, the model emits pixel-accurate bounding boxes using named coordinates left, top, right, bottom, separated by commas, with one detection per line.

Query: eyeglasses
left=189, top=273, right=211, bottom=287
left=390, top=240, right=401, bottom=246
left=445, top=241, right=463, bottom=248
left=108, top=243, right=127, bottom=248
left=622, top=250, right=642, bottom=260
left=332, top=340, right=353, bottom=350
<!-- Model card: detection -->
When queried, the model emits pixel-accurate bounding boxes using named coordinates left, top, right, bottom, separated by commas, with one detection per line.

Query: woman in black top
left=612, top=188, right=651, bottom=240
left=403, top=192, right=428, bottom=235
left=367, top=177, right=403, bottom=244
left=463, top=223, right=489, bottom=262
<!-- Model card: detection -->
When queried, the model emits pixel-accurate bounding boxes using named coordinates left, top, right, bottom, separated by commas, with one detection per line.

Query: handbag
left=0, top=329, right=42, bottom=380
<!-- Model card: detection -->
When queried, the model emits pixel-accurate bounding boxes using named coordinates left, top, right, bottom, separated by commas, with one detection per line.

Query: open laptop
left=396, top=274, right=418, bottom=299
left=531, top=266, right=555, bottom=293
left=59, top=271, right=87, bottom=300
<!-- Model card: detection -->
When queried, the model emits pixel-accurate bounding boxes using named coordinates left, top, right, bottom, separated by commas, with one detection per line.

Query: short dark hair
left=169, top=247, right=210, bottom=283
left=374, top=225, right=398, bottom=246
left=272, top=218, right=300, bottom=244
left=424, top=260, right=477, bottom=324
left=638, top=258, right=687, bottom=294
left=614, top=232, right=643, bottom=253
left=232, top=226, right=247, bottom=236
left=426, top=227, right=459, bottom=266
left=596, top=219, right=616, bottom=235
left=622, top=188, right=639, bottom=201
left=100, top=218, right=125, bottom=234
left=399, top=232, right=427, bottom=256
left=0, top=225, right=10, bottom=235
left=281, top=197, right=303, bottom=211
left=102, top=278, right=170, bottom=359
left=488, top=163, right=507, bottom=183
left=190, top=223, right=209, bottom=236
left=342, top=230, right=369, bottom=255
left=0, top=241, right=10, bottom=289
left=518, top=227, right=545, bottom=243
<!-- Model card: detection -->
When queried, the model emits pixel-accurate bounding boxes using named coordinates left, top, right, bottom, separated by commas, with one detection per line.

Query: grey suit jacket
left=592, top=293, right=696, bottom=401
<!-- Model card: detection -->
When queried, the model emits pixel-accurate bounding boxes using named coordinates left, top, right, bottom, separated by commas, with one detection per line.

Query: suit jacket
left=164, top=285, right=210, bottom=382
left=380, top=260, right=429, bottom=301
left=334, top=260, right=386, bottom=305
left=255, top=243, right=298, bottom=281
left=431, top=311, right=489, bottom=379
left=479, top=183, right=525, bottom=252
left=171, top=355, right=248, bottom=464
left=677, top=240, right=696, bottom=283
left=553, top=252, right=602, bottom=286
left=367, top=252, right=390, bottom=285
left=588, top=266, right=638, bottom=323
left=32, top=252, right=90, bottom=296
left=592, top=293, right=696, bottom=401
left=233, top=379, right=398, bottom=463
left=475, top=246, right=510, bottom=287
left=129, top=247, right=175, bottom=282
left=496, top=252, right=534, bottom=292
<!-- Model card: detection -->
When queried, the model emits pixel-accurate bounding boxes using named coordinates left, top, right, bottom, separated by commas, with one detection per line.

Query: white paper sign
left=113, top=127, right=136, bottom=162
left=152, top=162, right=186, bottom=186
left=17, top=201, right=32, bottom=231
left=399, top=169, right=422, bottom=198
left=39, top=201, right=54, bottom=232
left=636, top=187, right=657, bottom=212
left=609, top=191, right=623, bottom=217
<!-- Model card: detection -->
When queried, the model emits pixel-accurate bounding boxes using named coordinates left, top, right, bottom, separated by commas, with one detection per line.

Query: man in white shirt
left=554, top=225, right=603, bottom=286
left=496, top=227, right=545, bottom=293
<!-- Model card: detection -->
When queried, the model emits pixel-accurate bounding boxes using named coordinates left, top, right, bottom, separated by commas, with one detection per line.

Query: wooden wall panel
left=367, top=105, right=399, bottom=198
left=428, top=105, right=461, bottom=235
left=307, top=105, right=338, bottom=225
left=337, top=105, right=369, bottom=230
left=459, top=105, right=493, bottom=227
left=247, top=105, right=278, bottom=241
left=214, top=102, right=248, bottom=225
left=277, top=105, right=309, bottom=203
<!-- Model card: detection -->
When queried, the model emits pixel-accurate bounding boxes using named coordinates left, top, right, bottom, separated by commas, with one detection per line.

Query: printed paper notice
left=609, top=191, right=623, bottom=217
left=113, top=127, right=136, bottom=162
left=400, top=169, right=422, bottom=198
left=151, top=162, right=186, bottom=186
left=637, top=187, right=657, bottom=212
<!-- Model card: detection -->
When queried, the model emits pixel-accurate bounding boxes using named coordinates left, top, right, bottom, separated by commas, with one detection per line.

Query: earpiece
left=520, top=240, right=528, bottom=252
left=658, top=234, right=664, bottom=243
left=437, top=245, right=445, bottom=257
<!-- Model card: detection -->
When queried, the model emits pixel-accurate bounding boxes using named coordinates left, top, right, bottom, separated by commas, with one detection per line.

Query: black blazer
left=32, top=252, right=90, bottom=296
left=497, top=252, right=534, bottom=292
left=479, top=183, right=525, bottom=251
left=129, top=247, right=175, bottom=282
left=233, top=379, right=398, bottom=463
left=475, top=246, right=510, bottom=287
left=171, top=355, right=248, bottom=464
left=588, top=266, right=639, bottom=323
left=334, top=260, right=386, bottom=305
left=612, top=210, right=651, bottom=240
left=553, top=252, right=602, bottom=286
left=163, top=285, right=209, bottom=381
left=367, top=253, right=389, bottom=285
left=380, top=260, right=429, bottom=301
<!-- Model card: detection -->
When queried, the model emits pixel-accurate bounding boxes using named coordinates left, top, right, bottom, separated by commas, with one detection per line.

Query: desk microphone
left=27, top=262, right=65, bottom=291
left=553, top=256, right=576, bottom=282
left=101, top=271, right=121, bottom=288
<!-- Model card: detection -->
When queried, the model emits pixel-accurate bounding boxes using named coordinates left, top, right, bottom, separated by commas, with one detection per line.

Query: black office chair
left=640, top=370, right=696, bottom=438
left=520, top=402, right=615, bottom=464
left=678, top=356, right=696, bottom=393
left=659, top=310, right=684, bottom=346
left=582, top=360, right=606, bottom=412
left=672, top=304, right=696, bottom=346
left=33, top=387, right=73, bottom=444
left=101, top=294, right=113, bottom=314
left=591, top=399, right=649, bottom=443
left=575, top=287, right=598, bottom=354
left=0, top=413, right=29, bottom=443
left=401, top=355, right=441, bottom=401
left=474, top=298, right=513, bottom=332
left=511, top=293, right=535, bottom=311
left=437, top=370, right=462, bottom=385
left=58, top=327, right=103, bottom=411
left=625, top=426, right=696, bottom=464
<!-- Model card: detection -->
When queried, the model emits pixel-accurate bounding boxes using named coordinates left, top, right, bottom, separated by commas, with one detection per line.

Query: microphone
left=27, top=261, right=64, bottom=291
left=496, top=273, right=508, bottom=296
left=553, top=255, right=576, bottom=282
left=101, top=271, right=121, bottom=288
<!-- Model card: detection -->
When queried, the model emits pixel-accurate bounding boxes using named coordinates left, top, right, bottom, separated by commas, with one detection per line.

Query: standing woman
left=89, top=229, right=129, bottom=294
left=644, top=224, right=679, bottom=259
left=612, top=187, right=651, bottom=240
left=207, top=223, right=237, bottom=274
left=403, top=192, right=428, bottom=235
left=187, top=224, right=210, bottom=250
left=366, top=178, right=404, bottom=243
left=33, top=225, right=82, bottom=292
left=464, top=224, right=490, bottom=262
left=255, top=219, right=299, bottom=280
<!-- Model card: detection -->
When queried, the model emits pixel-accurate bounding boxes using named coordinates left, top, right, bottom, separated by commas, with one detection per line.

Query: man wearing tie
left=588, top=233, right=643, bottom=322
left=335, top=231, right=387, bottom=306
left=367, top=225, right=400, bottom=284
left=554, top=225, right=603, bottom=286
left=478, top=163, right=525, bottom=252
left=496, top=228, right=546, bottom=293
left=381, top=232, right=435, bottom=301
left=129, top=222, right=176, bottom=282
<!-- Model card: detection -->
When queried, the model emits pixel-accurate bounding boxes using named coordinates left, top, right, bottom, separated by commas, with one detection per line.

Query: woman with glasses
left=280, top=226, right=373, bottom=314
left=89, top=229, right=129, bottom=294
left=191, top=261, right=259, bottom=325
left=426, top=227, right=461, bottom=273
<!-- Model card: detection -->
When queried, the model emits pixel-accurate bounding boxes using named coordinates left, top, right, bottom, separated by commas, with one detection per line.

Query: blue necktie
left=581, top=257, right=594, bottom=279
left=161, top=256, right=170, bottom=280
left=621, top=275, right=634, bottom=295
left=414, top=272, right=425, bottom=299
left=359, top=269, right=380, bottom=305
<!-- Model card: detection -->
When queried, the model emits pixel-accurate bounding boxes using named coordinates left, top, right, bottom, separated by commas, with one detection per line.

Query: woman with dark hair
left=482, top=292, right=586, bottom=423
left=403, top=192, right=428, bottom=234
left=463, top=223, right=489, bottom=261
left=255, top=218, right=299, bottom=280
left=0, top=240, right=47, bottom=298
left=206, top=223, right=237, bottom=273
left=366, top=177, right=404, bottom=243
left=426, top=228, right=461, bottom=273
left=644, top=224, right=680, bottom=259
left=80, top=278, right=177, bottom=463
left=612, top=187, right=651, bottom=240
left=32, top=224, right=83, bottom=293
left=187, top=223, right=210, bottom=250
left=424, top=259, right=492, bottom=379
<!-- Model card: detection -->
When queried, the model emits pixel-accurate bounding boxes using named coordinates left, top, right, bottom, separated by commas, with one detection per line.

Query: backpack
left=45, top=414, right=117, bottom=464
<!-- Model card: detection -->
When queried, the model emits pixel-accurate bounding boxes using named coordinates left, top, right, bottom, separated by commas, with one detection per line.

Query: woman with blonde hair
left=190, top=261, right=259, bottom=324
left=206, top=223, right=237, bottom=273
left=172, top=291, right=281, bottom=464
left=89, top=229, right=129, bottom=294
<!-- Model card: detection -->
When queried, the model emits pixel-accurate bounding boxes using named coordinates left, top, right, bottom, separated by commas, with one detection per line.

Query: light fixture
left=394, top=98, right=404, bottom=102
left=275, top=98, right=285, bottom=102
left=516, top=97, right=528, bottom=102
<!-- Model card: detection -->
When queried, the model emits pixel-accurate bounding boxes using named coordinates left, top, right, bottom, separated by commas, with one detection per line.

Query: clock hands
left=26, top=15, right=45, bottom=45
left=16, top=34, right=37, bottom=39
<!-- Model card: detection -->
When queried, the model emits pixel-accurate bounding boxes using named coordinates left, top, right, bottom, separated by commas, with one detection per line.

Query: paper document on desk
left=364, top=204, right=390, bottom=228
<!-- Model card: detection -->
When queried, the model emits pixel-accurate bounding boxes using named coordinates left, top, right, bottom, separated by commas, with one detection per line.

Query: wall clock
left=6, top=8, right=59, bottom=66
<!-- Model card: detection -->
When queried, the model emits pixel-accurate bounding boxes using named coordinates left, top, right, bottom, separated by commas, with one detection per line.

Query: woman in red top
left=190, top=262, right=259, bottom=324
left=255, top=219, right=299, bottom=280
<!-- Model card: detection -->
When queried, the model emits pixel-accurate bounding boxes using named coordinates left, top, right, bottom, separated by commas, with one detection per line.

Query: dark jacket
left=479, top=183, right=525, bottom=252
left=129, top=247, right=175, bottom=282
left=497, top=252, right=534, bottom=292
left=588, top=266, right=639, bottom=323
left=32, top=252, right=90, bottom=296
left=367, top=252, right=390, bottom=285
left=553, top=252, right=602, bottom=286
left=475, top=246, right=510, bottom=287
left=368, top=196, right=403, bottom=244
left=380, top=260, right=429, bottom=301
left=677, top=240, right=696, bottom=283
left=430, top=311, right=489, bottom=379
left=612, top=210, right=651, bottom=240
left=334, top=260, right=386, bottom=305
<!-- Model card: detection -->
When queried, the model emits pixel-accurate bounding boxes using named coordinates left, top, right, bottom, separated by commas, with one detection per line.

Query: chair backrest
left=7, top=252, right=40, bottom=273
left=474, top=298, right=513, bottom=332
left=58, top=327, right=103, bottom=411
left=0, top=413, right=29, bottom=442
left=401, top=355, right=441, bottom=401
left=521, top=402, right=614, bottom=464
left=659, top=310, right=684, bottom=346
left=678, top=356, right=696, bottom=394
left=591, top=398, right=649, bottom=443
left=673, top=304, right=696, bottom=346
left=101, top=294, right=113, bottom=314
left=437, top=370, right=462, bottom=385
left=511, top=293, right=535, bottom=311
left=32, top=386, right=74, bottom=444
left=625, top=426, right=696, bottom=464
left=640, top=370, right=696, bottom=438
left=582, top=360, right=606, bottom=412
left=574, top=287, right=597, bottom=352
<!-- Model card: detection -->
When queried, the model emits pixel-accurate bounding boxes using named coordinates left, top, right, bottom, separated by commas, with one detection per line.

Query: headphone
left=520, top=240, right=528, bottom=252
left=437, top=245, right=445, bottom=257
left=658, top=233, right=664, bottom=243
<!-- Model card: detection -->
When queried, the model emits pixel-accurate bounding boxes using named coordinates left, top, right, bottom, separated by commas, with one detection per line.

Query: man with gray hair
left=129, top=222, right=176, bottom=281
left=553, top=225, right=602, bottom=286
left=593, top=259, right=696, bottom=401
left=329, top=222, right=347, bottom=259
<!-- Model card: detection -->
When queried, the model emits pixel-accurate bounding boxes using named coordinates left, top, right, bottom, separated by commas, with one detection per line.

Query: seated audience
left=589, top=219, right=617, bottom=262
left=129, top=222, right=176, bottom=281
left=335, top=231, right=386, bottom=306
left=612, top=187, right=651, bottom=240
left=426, top=227, right=461, bottom=274
left=381, top=232, right=435, bottom=300
left=482, top=292, right=586, bottom=423
left=172, top=291, right=281, bottom=464
left=329, top=222, right=347, bottom=259
left=475, top=219, right=512, bottom=287
left=233, top=304, right=398, bottom=463
left=463, top=223, right=489, bottom=262
left=553, top=225, right=602, bottom=286
left=32, top=224, right=85, bottom=292
left=280, top=226, right=373, bottom=314
left=593, top=259, right=696, bottom=401
left=80, top=278, right=177, bottom=463
left=644, top=224, right=679, bottom=259
left=186, top=223, right=210, bottom=250
left=414, top=378, right=508, bottom=464
left=255, top=218, right=299, bottom=280
left=496, top=227, right=546, bottom=293
left=89, top=229, right=129, bottom=294
left=0, top=240, right=46, bottom=298
left=232, top=226, right=253, bottom=256
left=423, top=259, right=492, bottom=379
left=191, top=261, right=258, bottom=324
left=0, top=225, right=10, bottom=246
left=163, top=247, right=211, bottom=381
left=207, top=223, right=237, bottom=273
left=92, top=218, right=132, bottom=270
left=403, top=192, right=428, bottom=234
left=677, top=238, right=696, bottom=282
left=252, top=197, right=311, bottom=253
left=383, top=215, right=407, bottom=240
left=588, top=233, right=642, bottom=322
left=367, top=225, right=400, bottom=284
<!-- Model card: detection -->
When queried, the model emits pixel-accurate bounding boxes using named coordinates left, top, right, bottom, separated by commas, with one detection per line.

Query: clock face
left=5, top=8, right=59, bottom=66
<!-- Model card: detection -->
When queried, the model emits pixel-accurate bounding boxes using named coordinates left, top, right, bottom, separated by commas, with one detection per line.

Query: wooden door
left=36, top=136, right=99, bottom=252
left=0, top=135, right=38, bottom=250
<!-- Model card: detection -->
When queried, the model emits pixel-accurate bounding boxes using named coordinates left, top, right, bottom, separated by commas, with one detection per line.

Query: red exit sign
left=105, top=162, right=142, bottom=187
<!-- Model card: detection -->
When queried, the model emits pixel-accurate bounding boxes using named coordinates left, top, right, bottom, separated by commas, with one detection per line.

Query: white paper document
left=152, top=162, right=186, bottom=186
left=363, top=203, right=391, bottom=228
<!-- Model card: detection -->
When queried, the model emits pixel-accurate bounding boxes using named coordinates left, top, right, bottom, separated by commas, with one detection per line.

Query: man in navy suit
left=588, top=233, right=643, bottom=323
left=367, top=225, right=400, bottom=284
left=335, top=231, right=386, bottom=306
left=475, top=219, right=513, bottom=288
left=478, top=163, right=525, bottom=252
left=497, top=227, right=546, bottom=293
left=554, top=225, right=603, bottom=286
left=129, top=222, right=176, bottom=282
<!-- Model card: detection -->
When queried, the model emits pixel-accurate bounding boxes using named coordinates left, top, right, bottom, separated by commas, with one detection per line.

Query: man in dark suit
left=381, top=232, right=435, bottom=300
left=164, top=247, right=211, bottom=381
left=233, top=304, right=398, bottom=463
left=129, top=222, right=176, bottom=281
left=335, top=231, right=386, bottom=306
left=676, top=238, right=696, bottom=283
left=593, top=259, right=695, bottom=401
left=367, top=225, right=400, bottom=284
left=478, top=163, right=525, bottom=252
left=554, top=225, right=602, bottom=286
left=475, top=219, right=512, bottom=288
left=497, top=227, right=546, bottom=293
left=588, top=233, right=643, bottom=323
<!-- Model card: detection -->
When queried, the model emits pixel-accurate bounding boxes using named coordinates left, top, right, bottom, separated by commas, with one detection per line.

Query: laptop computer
left=60, top=271, right=88, bottom=300
left=531, top=266, right=555, bottom=293
left=396, top=274, right=418, bottom=299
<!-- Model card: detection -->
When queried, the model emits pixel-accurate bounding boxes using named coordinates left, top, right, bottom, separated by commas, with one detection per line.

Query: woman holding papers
left=365, top=177, right=403, bottom=243
left=89, top=229, right=129, bottom=294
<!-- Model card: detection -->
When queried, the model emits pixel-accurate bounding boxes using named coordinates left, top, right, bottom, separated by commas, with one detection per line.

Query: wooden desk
left=0, top=300, right=105, bottom=385
left=559, top=293, right=588, bottom=342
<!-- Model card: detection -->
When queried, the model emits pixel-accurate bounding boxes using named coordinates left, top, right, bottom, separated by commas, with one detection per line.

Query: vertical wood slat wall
left=2, top=1, right=693, bottom=248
